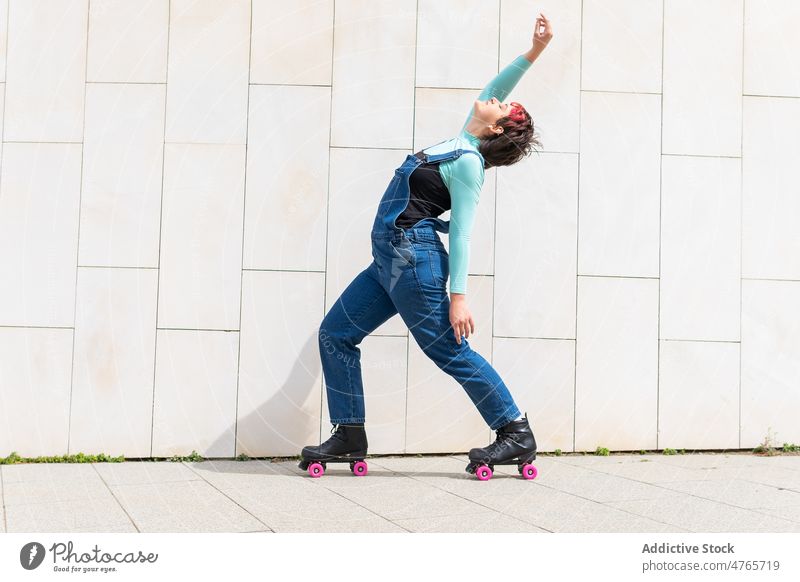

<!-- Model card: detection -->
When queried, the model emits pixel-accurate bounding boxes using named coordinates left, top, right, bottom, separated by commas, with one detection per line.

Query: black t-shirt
left=395, top=151, right=450, bottom=229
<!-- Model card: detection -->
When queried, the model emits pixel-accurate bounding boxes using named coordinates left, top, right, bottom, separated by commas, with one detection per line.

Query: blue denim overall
left=318, top=143, right=521, bottom=431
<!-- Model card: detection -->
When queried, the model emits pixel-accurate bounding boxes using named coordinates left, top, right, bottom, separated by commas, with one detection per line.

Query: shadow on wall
left=201, top=329, right=323, bottom=461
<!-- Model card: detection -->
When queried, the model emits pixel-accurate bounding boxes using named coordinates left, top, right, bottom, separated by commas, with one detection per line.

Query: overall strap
left=424, top=148, right=483, bottom=165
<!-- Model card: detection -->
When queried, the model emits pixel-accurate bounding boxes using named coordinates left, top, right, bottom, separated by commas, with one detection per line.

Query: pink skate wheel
left=308, top=462, right=325, bottom=478
left=475, top=465, right=493, bottom=481
left=352, top=460, right=368, bottom=476
left=521, top=464, right=538, bottom=480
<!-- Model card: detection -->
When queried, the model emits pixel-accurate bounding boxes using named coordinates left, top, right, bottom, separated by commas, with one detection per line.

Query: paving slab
left=554, top=456, right=736, bottom=483
left=749, top=505, right=800, bottom=524
left=656, top=478, right=800, bottom=509
left=109, top=479, right=267, bottom=533
left=5, top=498, right=136, bottom=533
left=476, top=486, right=686, bottom=532
left=392, top=510, right=549, bottom=533
left=605, top=495, right=800, bottom=533
left=188, top=460, right=405, bottom=532
left=93, top=461, right=200, bottom=485
left=3, top=463, right=114, bottom=507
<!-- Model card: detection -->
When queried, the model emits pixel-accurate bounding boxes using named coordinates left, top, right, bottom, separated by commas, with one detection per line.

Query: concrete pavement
left=1, top=452, right=799, bottom=533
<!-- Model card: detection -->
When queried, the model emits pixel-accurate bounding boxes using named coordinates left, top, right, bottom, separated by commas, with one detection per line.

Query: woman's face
left=472, top=96, right=512, bottom=135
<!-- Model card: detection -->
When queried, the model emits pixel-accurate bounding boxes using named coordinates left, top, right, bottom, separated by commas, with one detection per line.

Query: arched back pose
left=301, top=14, right=553, bottom=478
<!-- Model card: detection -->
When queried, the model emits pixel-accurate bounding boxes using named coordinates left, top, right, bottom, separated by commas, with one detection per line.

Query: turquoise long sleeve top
left=422, top=54, right=533, bottom=295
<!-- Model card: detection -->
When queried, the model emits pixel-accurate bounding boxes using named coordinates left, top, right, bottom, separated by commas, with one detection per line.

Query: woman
left=301, top=13, right=553, bottom=476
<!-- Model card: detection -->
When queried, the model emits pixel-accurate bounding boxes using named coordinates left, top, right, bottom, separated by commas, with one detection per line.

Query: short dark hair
left=477, top=105, right=541, bottom=169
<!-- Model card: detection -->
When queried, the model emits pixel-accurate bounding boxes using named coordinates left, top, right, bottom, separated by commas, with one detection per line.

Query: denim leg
left=319, top=260, right=398, bottom=424
left=385, top=245, right=521, bottom=431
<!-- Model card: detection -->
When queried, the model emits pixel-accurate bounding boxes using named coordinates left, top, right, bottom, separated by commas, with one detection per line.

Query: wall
left=0, top=0, right=798, bottom=458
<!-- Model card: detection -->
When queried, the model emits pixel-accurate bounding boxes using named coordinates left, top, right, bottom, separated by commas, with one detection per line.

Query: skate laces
left=330, top=424, right=347, bottom=442
left=493, top=429, right=516, bottom=450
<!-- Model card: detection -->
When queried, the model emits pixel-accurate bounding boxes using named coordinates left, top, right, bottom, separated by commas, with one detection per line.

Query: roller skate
left=298, top=422, right=369, bottom=478
left=465, top=412, right=538, bottom=481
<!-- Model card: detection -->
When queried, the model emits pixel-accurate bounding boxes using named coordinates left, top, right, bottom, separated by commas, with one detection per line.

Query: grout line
left=75, top=265, right=159, bottom=269
left=403, top=0, right=420, bottom=454
left=149, top=0, right=172, bottom=458
left=89, top=463, right=141, bottom=533
left=232, top=0, right=255, bottom=460
left=490, top=0, right=501, bottom=446
left=317, top=0, right=337, bottom=442
left=573, top=0, right=584, bottom=454
left=271, top=460, right=414, bottom=532
left=656, top=0, right=665, bottom=452
left=370, top=456, right=552, bottom=531
left=66, top=0, right=93, bottom=456
left=0, top=0, right=8, bottom=192
left=317, top=485, right=413, bottom=533
left=554, top=457, right=800, bottom=525
left=738, top=0, right=745, bottom=450
left=578, top=273, right=659, bottom=280
left=180, top=462, right=275, bottom=533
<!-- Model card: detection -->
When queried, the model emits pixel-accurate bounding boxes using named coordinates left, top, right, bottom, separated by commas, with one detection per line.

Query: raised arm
left=460, top=52, right=536, bottom=134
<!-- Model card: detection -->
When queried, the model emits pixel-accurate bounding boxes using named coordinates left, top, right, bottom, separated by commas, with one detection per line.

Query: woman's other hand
left=449, top=295, right=475, bottom=345
left=533, top=13, right=553, bottom=50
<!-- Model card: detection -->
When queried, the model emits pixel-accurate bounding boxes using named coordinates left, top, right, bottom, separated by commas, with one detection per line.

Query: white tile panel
left=743, top=0, right=800, bottom=97
left=69, top=267, right=158, bottom=457
left=87, top=0, right=169, bottom=83
left=658, top=340, right=739, bottom=450
left=741, top=280, right=800, bottom=447
left=415, top=0, right=499, bottom=89
left=660, top=155, right=741, bottom=341
left=158, top=144, right=246, bottom=330
left=164, top=0, right=250, bottom=144
left=578, top=91, right=661, bottom=277
left=79, top=83, right=166, bottom=268
left=4, top=0, right=87, bottom=141
left=575, top=276, right=659, bottom=451
left=742, top=96, right=800, bottom=280
left=662, top=0, right=743, bottom=156
left=330, top=0, right=416, bottom=149
left=250, top=0, right=333, bottom=85
left=243, top=85, right=330, bottom=271
left=581, top=0, right=663, bottom=93
left=0, top=328, right=73, bottom=458
left=0, top=143, right=83, bottom=327
left=495, top=151, right=578, bottom=338
left=152, top=329, right=239, bottom=457
left=493, top=337, right=576, bottom=453
left=237, top=270, right=325, bottom=457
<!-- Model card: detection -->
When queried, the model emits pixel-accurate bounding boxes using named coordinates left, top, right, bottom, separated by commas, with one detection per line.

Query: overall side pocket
left=427, top=249, right=448, bottom=288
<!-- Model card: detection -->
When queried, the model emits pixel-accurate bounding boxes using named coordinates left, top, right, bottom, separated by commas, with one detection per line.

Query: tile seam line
left=180, top=461, right=275, bottom=533
left=274, top=462, right=414, bottom=532
left=90, top=463, right=141, bottom=533
left=553, top=458, right=800, bottom=517
left=372, top=456, right=555, bottom=532
left=66, top=0, right=93, bottom=457
left=232, top=0, right=255, bottom=461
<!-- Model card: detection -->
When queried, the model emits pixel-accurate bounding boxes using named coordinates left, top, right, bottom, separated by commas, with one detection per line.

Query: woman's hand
left=449, top=295, right=475, bottom=345
left=532, top=13, right=553, bottom=51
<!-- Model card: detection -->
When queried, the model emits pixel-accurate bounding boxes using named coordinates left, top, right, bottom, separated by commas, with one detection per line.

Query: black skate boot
left=466, top=413, right=538, bottom=481
left=298, top=422, right=369, bottom=478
